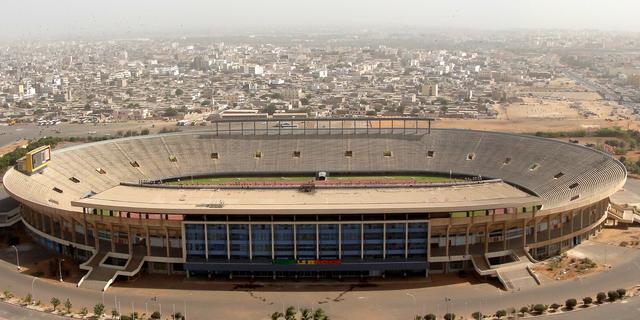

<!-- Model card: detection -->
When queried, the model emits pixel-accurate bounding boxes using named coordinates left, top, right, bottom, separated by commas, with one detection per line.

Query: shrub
left=24, top=294, right=32, bottom=305
left=472, top=311, right=483, bottom=320
left=80, top=307, right=88, bottom=318
left=550, top=303, right=561, bottom=311
left=443, top=313, right=455, bottom=320
left=93, top=303, right=105, bottom=317
left=495, top=309, right=507, bottom=318
left=533, top=304, right=547, bottom=314
left=565, top=298, right=577, bottom=310
left=111, top=309, right=119, bottom=317
left=151, top=311, right=162, bottom=319
left=64, top=298, right=72, bottom=314
left=617, top=288, right=627, bottom=297
left=583, top=297, right=593, bottom=306
left=3, top=289, right=13, bottom=300
left=519, top=306, right=529, bottom=315
left=174, top=312, right=185, bottom=320
left=50, top=297, right=61, bottom=311
left=597, top=292, right=607, bottom=303
left=424, top=314, right=436, bottom=320
left=608, top=290, right=620, bottom=301
left=120, top=316, right=132, bottom=320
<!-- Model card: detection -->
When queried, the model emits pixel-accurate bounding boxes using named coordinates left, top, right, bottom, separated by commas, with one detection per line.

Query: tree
left=80, top=307, right=88, bottom=319
left=495, top=309, right=507, bottom=319
left=163, top=107, right=178, bottom=117
left=50, top=297, right=61, bottom=311
left=608, top=290, right=620, bottom=301
left=285, top=306, right=296, bottom=320
left=301, top=308, right=312, bottom=320
left=533, top=304, right=547, bottom=314
left=423, top=314, right=436, bottom=320
left=271, top=311, right=284, bottom=320
left=471, top=311, right=483, bottom=320
left=150, top=311, right=161, bottom=319
left=93, top=303, right=105, bottom=318
left=583, top=297, right=593, bottom=306
left=617, top=288, right=627, bottom=298
left=597, top=292, right=607, bottom=304
left=443, top=313, right=455, bottom=320
left=64, top=298, right=72, bottom=314
left=313, top=308, right=326, bottom=320
left=565, top=298, right=577, bottom=310
left=173, top=312, right=184, bottom=320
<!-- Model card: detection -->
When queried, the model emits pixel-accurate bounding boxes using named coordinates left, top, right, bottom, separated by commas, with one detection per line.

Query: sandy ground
left=590, top=226, right=640, bottom=249
left=532, top=254, right=602, bottom=281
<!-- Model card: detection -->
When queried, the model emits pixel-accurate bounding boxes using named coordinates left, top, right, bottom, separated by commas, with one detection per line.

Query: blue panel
left=230, top=224, right=249, bottom=259
left=408, top=223, right=428, bottom=258
left=363, top=223, right=384, bottom=259
left=207, top=224, right=227, bottom=259
left=274, top=224, right=294, bottom=259
left=319, top=224, right=339, bottom=259
left=185, top=224, right=205, bottom=261
left=296, top=224, right=316, bottom=259
left=341, top=224, right=361, bottom=259
left=386, top=223, right=405, bottom=258
left=252, top=224, right=271, bottom=260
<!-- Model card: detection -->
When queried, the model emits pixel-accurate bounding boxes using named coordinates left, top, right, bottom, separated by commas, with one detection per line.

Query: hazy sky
left=2, top=0, right=640, bottom=40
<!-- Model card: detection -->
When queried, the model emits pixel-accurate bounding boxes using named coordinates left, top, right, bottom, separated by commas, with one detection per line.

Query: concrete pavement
left=1, top=242, right=640, bottom=320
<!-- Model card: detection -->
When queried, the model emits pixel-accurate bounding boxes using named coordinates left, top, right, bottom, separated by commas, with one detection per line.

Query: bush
left=24, top=294, right=32, bottom=305
left=424, top=314, right=436, bottom=320
left=617, top=288, right=627, bottom=297
left=443, top=313, right=455, bottom=320
left=597, top=292, right=607, bottom=303
left=608, top=290, right=620, bottom=301
left=583, top=297, right=593, bottom=306
left=50, top=297, right=61, bottom=311
left=533, top=304, right=547, bottom=314
left=80, top=307, right=88, bottom=318
left=495, top=309, right=507, bottom=318
left=471, top=311, right=483, bottom=320
left=93, top=303, right=104, bottom=317
left=120, top=316, right=132, bottom=320
left=151, top=311, right=162, bottom=319
left=565, top=298, right=577, bottom=310
left=519, top=306, right=529, bottom=315
left=174, top=312, right=185, bottom=320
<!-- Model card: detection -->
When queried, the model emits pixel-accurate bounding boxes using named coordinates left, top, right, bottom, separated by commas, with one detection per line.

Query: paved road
left=0, top=301, right=67, bottom=320
left=547, top=295, right=640, bottom=320
left=1, top=241, right=640, bottom=320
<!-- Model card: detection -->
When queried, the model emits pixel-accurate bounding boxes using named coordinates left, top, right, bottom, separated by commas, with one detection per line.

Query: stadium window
left=569, top=182, right=579, bottom=189
left=169, top=155, right=177, bottom=162
left=466, top=153, right=475, bottom=161
left=292, top=151, right=301, bottom=158
left=503, top=157, right=512, bottom=165
left=130, top=161, right=140, bottom=168
left=427, top=150, right=435, bottom=158
left=210, top=152, right=219, bottom=159
left=383, top=150, right=392, bottom=157
left=529, top=163, right=539, bottom=171
left=95, top=168, right=106, bottom=174
left=69, top=177, right=80, bottom=183
left=255, top=151, right=263, bottom=158
left=345, top=150, right=353, bottom=157
left=52, top=187, right=63, bottom=193
left=554, top=172, right=564, bottom=179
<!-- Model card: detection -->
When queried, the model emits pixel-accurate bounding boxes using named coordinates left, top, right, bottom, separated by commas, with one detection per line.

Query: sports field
left=167, top=175, right=462, bottom=185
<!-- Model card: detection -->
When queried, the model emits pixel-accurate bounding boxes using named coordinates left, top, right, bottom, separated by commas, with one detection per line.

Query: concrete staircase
left=471, top=249, right=540, bottom=291
left=78, top=246, right=147, bottom=291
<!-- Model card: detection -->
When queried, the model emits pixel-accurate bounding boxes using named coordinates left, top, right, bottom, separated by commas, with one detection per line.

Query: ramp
left=496, top=264, right=540, bottom=291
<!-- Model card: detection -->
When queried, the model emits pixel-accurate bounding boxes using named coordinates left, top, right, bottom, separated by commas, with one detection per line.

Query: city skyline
left=2, top=0, right=640, bottom=41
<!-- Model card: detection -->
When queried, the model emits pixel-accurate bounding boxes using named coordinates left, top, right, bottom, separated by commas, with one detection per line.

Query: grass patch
left=167, top=175, right=464, bottom=185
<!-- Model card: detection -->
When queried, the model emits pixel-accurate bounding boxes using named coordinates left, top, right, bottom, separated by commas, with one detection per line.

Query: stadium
left=2, top=118, right=627, bottom=291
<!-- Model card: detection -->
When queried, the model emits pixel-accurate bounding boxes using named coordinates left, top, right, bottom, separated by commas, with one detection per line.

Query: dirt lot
left=592, top=226, right=640, bottom=248
left=532, top=253, right=602, bottom=281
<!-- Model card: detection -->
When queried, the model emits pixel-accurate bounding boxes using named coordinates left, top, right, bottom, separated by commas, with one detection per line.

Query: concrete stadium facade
left=2, top=119, right=626, bottom=288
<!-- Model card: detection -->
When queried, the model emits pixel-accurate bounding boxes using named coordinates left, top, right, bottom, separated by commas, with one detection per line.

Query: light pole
left=405, top=292, right=417, bottom=317
left=58, top=258, right=65, bottom=282
left=445, top=297, right=451, bottom=316
left=10, top=245, right=20, bottom=270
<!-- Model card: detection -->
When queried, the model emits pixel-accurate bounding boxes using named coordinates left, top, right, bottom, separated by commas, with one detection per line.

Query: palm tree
left=285, top=306, right=296, bottom=320
left=301, top=308, right=312, bottom=320
left=313, top=308, right=326, bottom=320
left=271, top=311, right=284, bottom=320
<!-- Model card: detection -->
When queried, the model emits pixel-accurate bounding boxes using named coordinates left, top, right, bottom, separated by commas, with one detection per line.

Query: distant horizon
left=2, top=0, right=640, bottom=41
